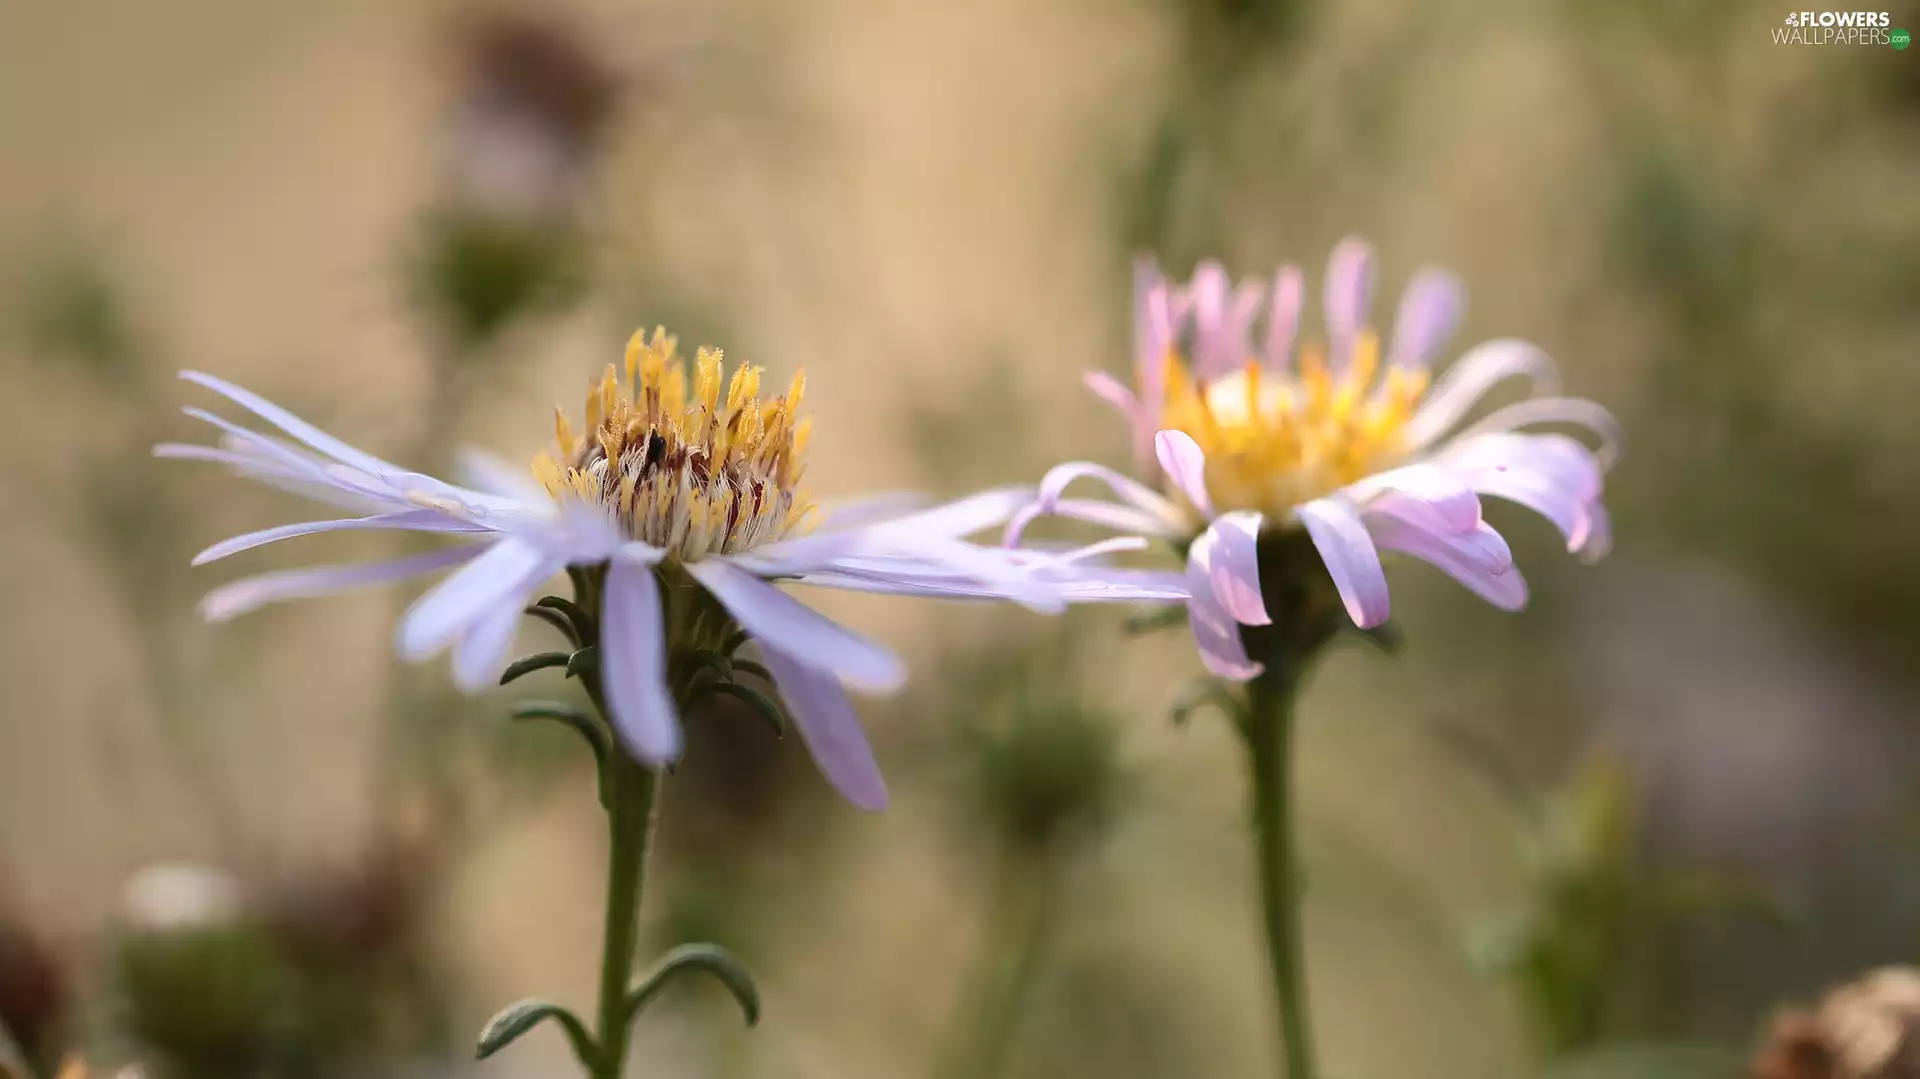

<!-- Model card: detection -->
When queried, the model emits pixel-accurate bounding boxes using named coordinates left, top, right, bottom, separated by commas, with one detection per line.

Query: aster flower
left=1010, top=237, right=1618, bottom=679
left=158, top=327, right=1156, bottom=811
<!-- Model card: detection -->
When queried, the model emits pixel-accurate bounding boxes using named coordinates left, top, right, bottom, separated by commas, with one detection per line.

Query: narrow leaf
left=720, top=628, right=751, bottom=656
left=500, top=651, right=572, bottom=685
left=624, top=943, right=761, bottom=1029
left=523, top=605, right=580, bottom=646
left=729, top=659, right=772, bottom=683
left=565, top=646, right=601, bottom=679
left=705, top=682, right=788, bottom=737
left=509, top=700, right=610, bottom=799
left=536, top=595, right=595, bottom=640
left=475, top=998, right=596, bottom=1064
left=1169, top=678, right=1243, bottom=728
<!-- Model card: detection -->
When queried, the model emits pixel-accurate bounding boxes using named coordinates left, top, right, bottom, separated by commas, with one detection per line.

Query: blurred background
left=1, top=0, right=1917, bottom=1076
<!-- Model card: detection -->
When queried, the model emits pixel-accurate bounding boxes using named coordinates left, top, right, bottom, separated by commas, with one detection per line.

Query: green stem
left=591, top=750, right=659, bottom=1079
left=1243, top=671, right=1315, bottom=1079
left=938, top=855, right=1060, bottom=1079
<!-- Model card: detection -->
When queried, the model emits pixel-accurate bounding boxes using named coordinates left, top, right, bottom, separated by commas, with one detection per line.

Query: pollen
left=1158, top=330, right=1428, bottom=516
left=531, top=327, right=817, bottom=559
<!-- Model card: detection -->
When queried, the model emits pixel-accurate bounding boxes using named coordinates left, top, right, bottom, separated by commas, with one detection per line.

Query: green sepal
left=685, top=650, right=733, bottom=688
left=1124, top=606, right=1189, bottom=635
left=704, top=681, right=788, bottom=737
left=566, top=646, right=601, bottom=680
left=536, top=595, right=595, bottom=641
left=500, top=651, right=572, bottom=685
left=509, top=700, right=611, bottom=804
left=1169, top=678, right=1244, bottom=729
left=475, top=997, right=597, bottom=1065
left=522, top=604, right=581, bottom=646
left=1352, top=622, right=1404, bottom=655
left=624, top=943, right=761, bottom=1030
left=729, top=658, right=772, bottom=683
left=720, top=628, right=752, bottom=656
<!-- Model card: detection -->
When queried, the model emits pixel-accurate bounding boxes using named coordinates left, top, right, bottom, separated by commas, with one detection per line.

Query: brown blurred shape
left=1752, top=968, right=1920, bottom=1079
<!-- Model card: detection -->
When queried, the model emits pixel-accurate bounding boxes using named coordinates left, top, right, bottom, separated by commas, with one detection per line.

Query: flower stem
left=1243, top=669, right=1315, bottom=1079
left=937, top=854, right=1060, bottom=1079
left=590, top=750, right=659, bottom=1079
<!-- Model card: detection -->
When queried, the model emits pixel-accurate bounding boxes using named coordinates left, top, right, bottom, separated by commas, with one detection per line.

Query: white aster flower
left=1008, top=237, right=1619, bottom=679
left=159, top=328, right=1175, bottom=809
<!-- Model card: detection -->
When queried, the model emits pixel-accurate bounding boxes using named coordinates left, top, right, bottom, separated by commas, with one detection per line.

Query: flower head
left=1014, top=237, right=1617, bottom=678
left=159, top=329, right=1181, bottom=809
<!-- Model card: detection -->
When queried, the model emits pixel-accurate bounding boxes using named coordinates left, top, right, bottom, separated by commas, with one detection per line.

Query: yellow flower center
left=1158, top=330, right=1429, bottom=516
left=532, top=327, right=817, bottom=559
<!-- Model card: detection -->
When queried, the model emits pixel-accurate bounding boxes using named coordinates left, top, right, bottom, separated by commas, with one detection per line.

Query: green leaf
left=475, top=998, right=596, bottom=1064
left=721, top=628, right=751, bottom=656
left=705, top=682, right=788, bottom=737
left=1353, top=621, right=1404, bottom=655
left=536, top=595, right=595, bottom=640
left=500, top=651, right=572, bottom=685
left=624, top=943, right=761, bottom=1029
left=523, top=604, right=581, bottom=646
left=509, top=701, right=610, bottom=803
left=1124, top=606, right=1189, bottom=635
left=1168, top=678, right=1243, bottom=728
left=684, top=650, right=733, bottom=688
left=729, top=658, right=772, bottom=682
left=566, top=646, right=601, bottom=680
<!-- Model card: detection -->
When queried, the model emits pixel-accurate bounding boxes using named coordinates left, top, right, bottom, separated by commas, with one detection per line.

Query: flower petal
left=1342, top=463, right=1482, bottom=533
left=1386, top=268, right=1464, bottom=370
left=1262, top=265, right=1304, bottom=371
left=1295, top=498, right=1391, bottom=628
left=179, top=371, right=401, bottom=478
left=1438, top=433, right=1608, bottom=555
left=1448, top=396, right=1623, bottom=470
left=1184, top=539, right=1262, bottom=680
left=1083, top=369, right=1138, bottom=418
left=397, top=538, right=552, bottom=661
left=1199, top=511, right=1269, bottom=625
left=1154, top=430, right=1215, bottom=518
left=602, top=558, right=680, bottom=764
left=191, top=510, right=485, bottom=566
left=1400, top=339, right=1560, bottom=451
left=1368, top=515, right=1528, bottom=611
left=1033, top=461, right=1184, bottom=524
left=1362, top=499, right=1512, bottom=575
left=760, top=643, right=888, bottom=811
left=451, top=602, right=522, bottom=692
left=198, top=546, right=482, bottom=622
left=687, top=560, right=906, bottom=692
left=1323, top=237, right=1376, bottom=365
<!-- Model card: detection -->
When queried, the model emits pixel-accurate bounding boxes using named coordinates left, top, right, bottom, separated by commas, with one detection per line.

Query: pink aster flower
left=1009, top=237, right=1618, bottom=679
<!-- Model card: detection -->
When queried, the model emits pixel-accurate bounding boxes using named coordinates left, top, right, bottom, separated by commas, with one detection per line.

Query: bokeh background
left=2, top=0, right=1918, bottom=1076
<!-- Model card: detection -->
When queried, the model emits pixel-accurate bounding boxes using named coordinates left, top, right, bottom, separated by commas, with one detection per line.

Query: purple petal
left=1438, top=433, right=1608, bottom=555
left=1368, top=514, right=1528, bottom=611
left=687, top=560, right=906, bottom=692
left=1343, top=463, right=1482, bottom=533
left=1034, top=461, right=1183, bottom=524
left=199, top=546, right=482, bottom=622
left=1400, top=339, right=1560, bottom=450
left=1362, top=499, right=1511, bottom=574
left=1198, top=511, right=1269, bottom=625
left=1184, top=542, right=1262, bottom=680
left=1386, top=268, right=1464, bottom=370
left=397, top=538, right=552, bottom=660
left=1294, top=498, right=1391, bottom=628
left=1153, top=430, right=1214, bottom=518
left=760, top=643, right=888, bottom=811
left=1190, top=261, right=1247, bottom=380
left=179, top=371, right=399, bottom=478
left=1322, top=237, right=1376, bottom=364
left=602, top=558, right=680, bottom=764
left=191, top=509, right=485, bottom=566
left=1262, top=266, right=1304, bottom=371
left=451, top=602, right=522, bottom=691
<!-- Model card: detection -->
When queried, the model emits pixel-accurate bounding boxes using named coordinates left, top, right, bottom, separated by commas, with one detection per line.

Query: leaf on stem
left=500, top=651, right=572, bottom=685
left=623, top=943, right=761, bottom=1030
left=475, top=998, right=597, bottom=1065
left=1169, top=677, right=1244, bottom=729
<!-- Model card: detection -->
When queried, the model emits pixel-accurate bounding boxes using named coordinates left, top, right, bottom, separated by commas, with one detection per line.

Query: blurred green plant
left=1460, top=752, right=1793, bottom=1062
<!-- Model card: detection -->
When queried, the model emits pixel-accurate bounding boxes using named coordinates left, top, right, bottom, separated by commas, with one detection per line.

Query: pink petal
left=1294, top=498, right=1391, bottom=628
left=1262, top=266, right=1304, bottom=371
left=1184, top=543, right=1262, bottom=680
left=1153, top=430, right=1215, bottom=518
left=1368, top=515, right=1528, bottom=611
left=1386, top=268, right=1464, bottom=370
left=1197, top=511, right=1269, bottom=625
left=1322, top=237, right=1376, bottom=365
left=1400, top=339, right=1560, bottom=451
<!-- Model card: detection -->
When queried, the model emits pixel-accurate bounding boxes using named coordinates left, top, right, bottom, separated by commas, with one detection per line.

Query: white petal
left=1001, top=497, right=1182, bottom=547
left=1447, top=397, right=1623, bottom=469
left=451, top=602, right=522, bottom=692
left=456, top=449, right=554, bottom=505
left=191, top=509, right=485, bottom=566
left=1295, top=498, right=1391, bottom=628
left=1401, top=339, right=1561, bottom=450
left=1362, top=499, right=1511, bottom=574
left=602, top=558, right=680, bottom=764
left=816, top=492, right=932, bottom=531
left=1342, top=463, right=1482, bottom=533
left=760, top=643, right=888, bottom=810
left=1184, top=545, right=1262, bottom=680
left=199, top=546, right=482, bottom=622
left=180, top=371, right=402, bottom=477
left=1197, top=512, right=1269, bottom=625
left=688, top=560, right=906, bottom=692
left=1154, top=430, right=1215, bottom=517
left=1385, top=268, right=1465, bottom=370
left=397, top=539, right=553, bottom=661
